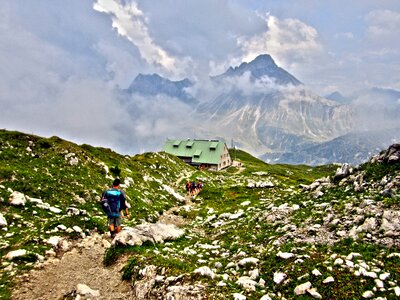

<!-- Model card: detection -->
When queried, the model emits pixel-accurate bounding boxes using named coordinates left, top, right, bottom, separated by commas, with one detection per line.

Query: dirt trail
left=12, top=234, right=135, bottom=300
left=12, top=193, right=197, bottom=299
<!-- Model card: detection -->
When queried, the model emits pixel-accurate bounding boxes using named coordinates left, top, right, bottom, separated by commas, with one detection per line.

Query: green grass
left=1, top=129, right=399, bottom=300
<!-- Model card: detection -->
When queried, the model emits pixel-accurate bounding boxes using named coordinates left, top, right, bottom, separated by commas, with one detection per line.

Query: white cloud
left=94, top=0, right=186, bottom=76
left=0, top=1, right=144, bottom=152
left=237, top=14, right=322, bottom=69
left=365, top=9, right=400, bottom=40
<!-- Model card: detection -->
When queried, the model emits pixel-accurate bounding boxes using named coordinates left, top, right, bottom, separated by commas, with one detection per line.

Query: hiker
left=101, top=178, right=129, bottom=237
left=197, top=180, right=203, bottom=191
left=190, top=180, right=196, bottom=196
left=186, top=180, right=191, bottom=196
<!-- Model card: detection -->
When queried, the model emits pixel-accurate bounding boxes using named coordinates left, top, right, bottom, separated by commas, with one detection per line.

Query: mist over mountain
left=118, top=54, right=400, bottom=165
left=325, top=91, right=351, bottom=104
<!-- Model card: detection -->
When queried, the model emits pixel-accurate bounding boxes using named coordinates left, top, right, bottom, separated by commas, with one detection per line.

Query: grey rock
left=76, top=283, right=100, bottom=298
left=113, top=222, right=184, bottom=246
left=380, top=210, right=400, bottom=236
left=194, top=266, right=216, bottom=279
left=238, top=257, right=259, bottom=267
left=232, top=293, right=247, bottom=300
left=5, top=249, right=27, bottom=260
left=0, top=213, right=7, bottom=227
left=361, top=290, right=374, bottom=298
left=273, top=272, right=287, bottom=284
left=334, top=163, right=351, bottom=180
left=9, top=191, right=26, bottom=206
left=236, top=276, right=258, bottom=292
left=294, top=281, right=312, bottom=295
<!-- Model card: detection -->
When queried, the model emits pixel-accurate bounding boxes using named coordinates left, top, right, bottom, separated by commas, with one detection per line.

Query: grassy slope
left=1, top=130, right=399, bottom=299
left=107, top=149, right=399, bottom=299
left=0, top=129, right=195, bottom=298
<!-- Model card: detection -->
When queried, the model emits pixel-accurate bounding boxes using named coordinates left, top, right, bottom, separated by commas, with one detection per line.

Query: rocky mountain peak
left=219, top=54, right=302, bottom=86
left=248, top=53, right=276, bottom=67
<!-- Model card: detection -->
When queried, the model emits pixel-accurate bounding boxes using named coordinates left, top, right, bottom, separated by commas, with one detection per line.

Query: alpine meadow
left=1, top=130, right=400, bottom=299
left=1, top=1, right=400, bottom=300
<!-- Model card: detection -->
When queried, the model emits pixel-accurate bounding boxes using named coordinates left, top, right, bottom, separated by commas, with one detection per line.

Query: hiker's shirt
left=101, top=188, right=127, bottom=218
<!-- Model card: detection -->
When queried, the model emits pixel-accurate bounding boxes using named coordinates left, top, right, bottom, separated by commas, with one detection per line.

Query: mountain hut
left=163, top=139, right=232, bottom=171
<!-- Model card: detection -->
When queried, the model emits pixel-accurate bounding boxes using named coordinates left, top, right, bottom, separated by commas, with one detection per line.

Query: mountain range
left=125, top=54, right=400, bottom=165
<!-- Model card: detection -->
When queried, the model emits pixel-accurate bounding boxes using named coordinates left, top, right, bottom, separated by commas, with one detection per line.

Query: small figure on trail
left=186, top=180, right=191, bottom=196
left=197, top=180, right=203, bottom=191
left=101, top=178, right=129, bottom=238
left=190, top=181, right=196, bottom=196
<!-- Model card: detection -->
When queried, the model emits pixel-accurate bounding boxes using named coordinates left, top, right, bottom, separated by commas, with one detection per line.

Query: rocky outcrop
left=113, top=222, right=185, bottom=246
left=334, top=163, right=352, bottom=180
left=372, top=143, right=400, bottom=164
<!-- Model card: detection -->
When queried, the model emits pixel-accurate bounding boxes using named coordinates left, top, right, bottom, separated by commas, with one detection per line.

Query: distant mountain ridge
left=122, top=54, right=400, bottom=165
left=128, top=73, right=195, bottom=103
left=261, top=127, right=400, bottom=165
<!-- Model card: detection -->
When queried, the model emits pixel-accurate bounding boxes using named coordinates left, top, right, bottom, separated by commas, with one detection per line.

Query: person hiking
left=186, top=180, right=191, bottom=196
left=197, top=180, right=203, bottom=191
left=101, top=178, right=129, bottom=237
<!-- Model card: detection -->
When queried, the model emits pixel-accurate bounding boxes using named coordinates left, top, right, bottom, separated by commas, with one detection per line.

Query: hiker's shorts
left=108, top=216, right=122, bottom=227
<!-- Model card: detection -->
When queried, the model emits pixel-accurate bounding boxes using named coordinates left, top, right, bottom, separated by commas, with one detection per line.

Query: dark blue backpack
left=102, top=189, right=121, bottom=218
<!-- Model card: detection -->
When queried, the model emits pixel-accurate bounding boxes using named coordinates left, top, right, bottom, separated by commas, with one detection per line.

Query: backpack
left=101, top=189, right=121, bottom=218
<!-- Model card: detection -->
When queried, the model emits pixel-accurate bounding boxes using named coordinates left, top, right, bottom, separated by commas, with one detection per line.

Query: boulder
left=193, top=266, right=215, bottom=279
left=46, top=236, right=63, bottom=248
left=134, top=265, right=157, bottom=299
left=76, top=283, right=100, bottom=298
left=277, top=251, right=295, bottom=259
left=273, top=272, right=287, bottom=284
left=236, top=276, right=258, bottom=292
left=9, top=191, right=26, bottom=206
left=232, top=293, right=246, bottom=300
left=294, top=281, right=312, bottom=295
left=5, top=249, right=27, bottom=260
left=308, top=288, right=322, bottom=299
left=0, top=213, right=7, bottom=227
left=238, top=257, right=259, bottom=267
left=312, top=269, right=322, bottom=276
left=380, top=210, right=400, bottom=236
left=113, top=222, right=184, bottom=246
left=73, top=226, right=83, bottom=233
left=249, top=268, right=259, bottom=280
left=323, top=276, right=334, bottom=283
left=165, top=284, right=205, bottom=300
left=361, top=290, right=374, bottom=298
left=378, top=144, right=400, bottom=164
left=334, top=163, right=351, bottom=180
left=357, top=217, right=378, bottom=233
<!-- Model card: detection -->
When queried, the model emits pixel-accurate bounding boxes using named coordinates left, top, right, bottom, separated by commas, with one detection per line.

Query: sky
left=0, top=0, right=399, bottom=153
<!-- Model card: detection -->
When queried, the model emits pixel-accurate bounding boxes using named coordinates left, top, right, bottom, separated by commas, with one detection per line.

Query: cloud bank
left=0, top=1, right=399, bottom=156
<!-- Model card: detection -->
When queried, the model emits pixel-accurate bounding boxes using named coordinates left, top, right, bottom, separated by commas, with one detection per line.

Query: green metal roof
left=210, top=142, right=218, bottom=149
left=193, top=149, right=202, bottom=157
left=163, top=139, right=227, bottom=164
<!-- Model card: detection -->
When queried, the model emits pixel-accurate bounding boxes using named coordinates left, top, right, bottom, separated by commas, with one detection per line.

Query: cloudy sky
left=1, top=0, right=399, bottom=153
